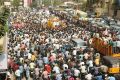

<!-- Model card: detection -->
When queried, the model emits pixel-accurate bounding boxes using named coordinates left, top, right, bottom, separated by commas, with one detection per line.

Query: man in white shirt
left=29, top=61, right=35, bottom=70
left=74, top=68, right=80, bottom=77
left=80, top=61, right=85, bottom=67
left=15, top=68, right=21, bottom=80
left=28, top=53, right=32, bottom=60
left=80, top=64, right=87, bottom=79
left=19, top=57, right=24, bottom=64
left=73, top=49, right=77, bottom=56
left=80, top=64, right=87, bottom=74
left=65, top=51, right=69, bottom=57
left=34, top=66, right=40, bottom=79
left=85, top=73, right=92, bottom=80
left=56, top=74, right=62, bottom=80
left=84, top=53, right=89, bottom=60
left=87, top=59, right=93, bottom=72
left=63, top=63, right=68, bottom=70
left=53, top=65, right=60, bottom=74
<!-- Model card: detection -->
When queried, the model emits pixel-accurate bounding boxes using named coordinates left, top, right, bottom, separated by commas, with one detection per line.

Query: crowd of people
left=6, top=8, right=119, bottom=80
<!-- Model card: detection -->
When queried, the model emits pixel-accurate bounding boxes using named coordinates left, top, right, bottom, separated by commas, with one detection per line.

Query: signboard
left=4, top=2, right=11, bottom=5
left=0, top=54, right=7, bottom=70
left=0, top=33, right=8, bottom=72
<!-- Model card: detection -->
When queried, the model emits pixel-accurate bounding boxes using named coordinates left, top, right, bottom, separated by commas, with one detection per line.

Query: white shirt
left=74, top=69, right=80, bottom=77
left=51, top=53, right=56, bottom=60
left=7, top=71, right=11, bottom=78
left=45, top=38, right=49, bottom=43
left=28, top=53, right=32, bottom=59
left=20, top=57, right=24, bottom=63
left=89, top=38, right=93, bottom=44
left=54, top=44, right=60, bottom=49
left=80, top=65, right=86, bottom=73
left=85, top=73, right=92, bottom=80
left=84, top=53, right=89, bottom=59
left=63, top=64, right=68, bottom=70
left=73, top=50, right=77, bottom=56
left=88, top=60, right=93, bottom=67
left=80, top=62, right=85, bottom=66
left=53, top=66, right=60, bottom=74
left=14, top=46, right=19, bottom=51
left=56, top=74, right=62, bottom=80
left=29, top=62, right=35, bottom=69
left=15, top=69, right=21, bottom=77
left=65, top=51, right=69, bottom=57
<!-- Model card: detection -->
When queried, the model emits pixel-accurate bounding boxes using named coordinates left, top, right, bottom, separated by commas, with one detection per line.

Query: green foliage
left=30, top=0, right=38, bottom=8
left=12, top=0, right=20, bottom=9
left=0, top=24, right=5, bottom=38
left=0, top=7, right=10, bottom=38
left=0, top=0, right=4, bottom=6
left=43, top=0, right=51, bottom=6
left=42, top=0, right=63, bottom=6
left=53, top=0, right=63, bottom=6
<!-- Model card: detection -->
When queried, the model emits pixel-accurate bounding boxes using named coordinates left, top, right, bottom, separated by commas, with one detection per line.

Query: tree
left=30, top=0, right=38, bottom=8
left=0, top=6, right=10, bottom=38
left=43, top=0, right=51, bottom=6
left=12, top=0, right=20, bottom=10
left=41, top=0, right=63, bottom=7
left=0, top=0, right=4, bottom=6
left=53, top=0, right=63, bottom=6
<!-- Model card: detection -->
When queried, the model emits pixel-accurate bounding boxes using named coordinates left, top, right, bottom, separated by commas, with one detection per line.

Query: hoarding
left=0, top=54, right=7, bottom=70
left=4, top=2, right=11, bottom=6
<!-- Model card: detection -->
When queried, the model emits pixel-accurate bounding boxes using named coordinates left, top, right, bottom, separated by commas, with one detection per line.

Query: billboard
left=0, top=33, right=8, bottom=72
left=4, top=2, right=11, bottom=6
left=0, top=54, right=7, bottom=70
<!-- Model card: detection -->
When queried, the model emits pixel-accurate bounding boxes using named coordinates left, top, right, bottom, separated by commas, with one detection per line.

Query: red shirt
left=10, top=59, right=15, bottom=69
left=45, top=64, right=51, bottom=73
left=13, top=64, right=19, bottom=71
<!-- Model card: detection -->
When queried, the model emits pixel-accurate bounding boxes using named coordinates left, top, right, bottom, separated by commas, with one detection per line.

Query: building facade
left=24, top=0, right=32, bottom=7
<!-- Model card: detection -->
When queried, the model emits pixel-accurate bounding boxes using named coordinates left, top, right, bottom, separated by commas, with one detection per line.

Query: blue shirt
left=108, top=76, right=116, bottom=80
left=19, top=65, right=24, bottom=73
left=96, top=75, right=103, bottom=80
left=43, top=57, right=49, bottom=64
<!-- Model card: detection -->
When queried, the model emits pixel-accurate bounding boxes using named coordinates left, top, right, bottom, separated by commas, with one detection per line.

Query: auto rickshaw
left=102, top=56, right=120, bottom=74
